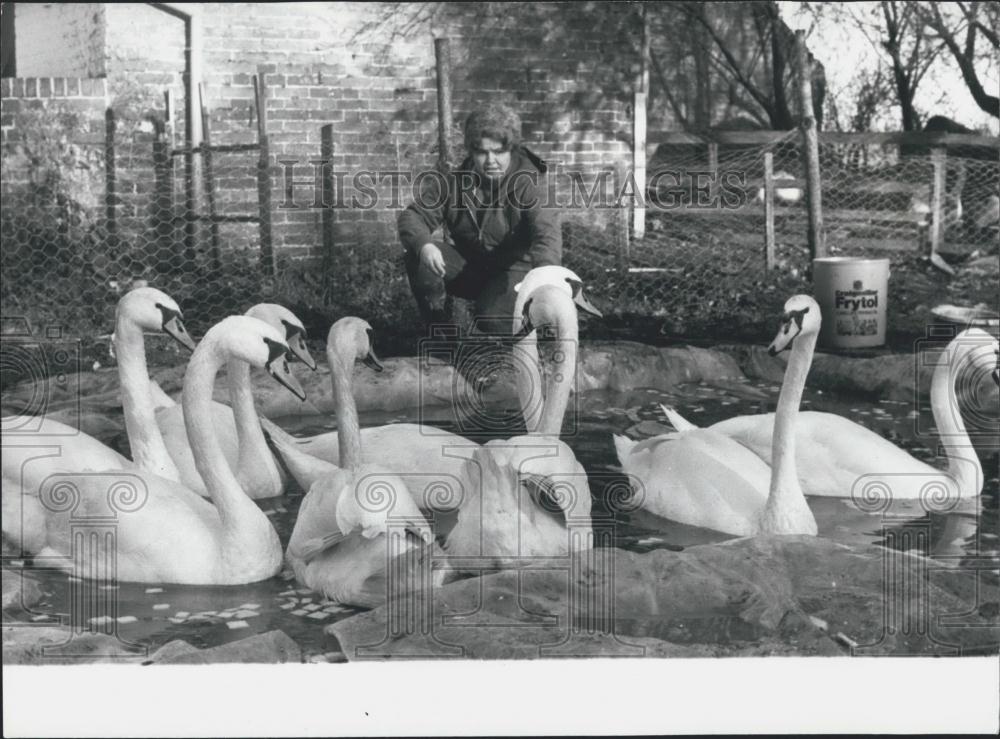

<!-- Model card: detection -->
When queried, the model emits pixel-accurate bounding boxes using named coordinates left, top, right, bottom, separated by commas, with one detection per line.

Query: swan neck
left=183, top=342, right=256, bottom=518
left=115, top=318, right=180, bottom=481
left=536, top=312, right=578, bottom=438
left=514, top=334, right=544, bottom=433
left=766, top=331, right=814, bottom=505
left=329, top=347, right=362, bottom=470
left=931, top=343, right=981, bottom=494
left=227, top=359, right=271, bottom=471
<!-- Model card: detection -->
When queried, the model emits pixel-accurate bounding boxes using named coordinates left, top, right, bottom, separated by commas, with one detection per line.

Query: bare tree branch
left=923, top=1, right=1000, bottom=117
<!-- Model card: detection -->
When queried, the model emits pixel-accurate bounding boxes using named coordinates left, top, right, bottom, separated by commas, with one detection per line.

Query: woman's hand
left=419, top=243, right=446, bottom=278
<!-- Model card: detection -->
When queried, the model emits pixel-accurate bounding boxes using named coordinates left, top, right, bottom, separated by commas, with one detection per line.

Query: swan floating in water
left=26, top=315, right=306, bottom=584
left=156, top=303, right=316, bottom=499
left=445, top=274, right=597, bottom=566
left=661, top=300, right=999, bottom=504
left=616, top=296, right=819, bottom=536
left=2, top=287, right=195, bottom=553
left=285, top=318, right=438, bottom=607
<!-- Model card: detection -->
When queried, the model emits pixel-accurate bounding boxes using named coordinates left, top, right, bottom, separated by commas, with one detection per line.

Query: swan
left=2, top=287, right=195, bottom=553
left=615, top=295, right=818, bottom=536
left=285, top=318, right=438, bottom=607
left=445, top=281, right=596, bottom=565
left=155, top=303, right=316, bottom=499
left=660, top=300, right=999, bottom=503
left=28, top=315, right=306, bottom=584
left=262, top=266, right=603, bottom=507
left=511, top=265, right=602, bottom=432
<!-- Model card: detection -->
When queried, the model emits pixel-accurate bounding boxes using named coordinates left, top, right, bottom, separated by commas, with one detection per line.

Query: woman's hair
left=464, top=103, right=521, bottom=152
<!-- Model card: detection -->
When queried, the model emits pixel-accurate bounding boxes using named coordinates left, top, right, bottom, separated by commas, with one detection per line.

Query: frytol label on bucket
left=834, top=280, right=879, bottom=337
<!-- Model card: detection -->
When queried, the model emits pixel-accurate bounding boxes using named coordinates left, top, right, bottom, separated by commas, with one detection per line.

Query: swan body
left=662, top=327, right=999, bottom=502
left=156, top=303, right=316, bottom=499
left=446, top=278, right=596, bottom=563
left=2, top=287, right=195, bottom=553
left=616, top=296, right=820, bottom=536
left=26, top=316, right=306, bottom=584
left=286, top=318, right=438, bottom=607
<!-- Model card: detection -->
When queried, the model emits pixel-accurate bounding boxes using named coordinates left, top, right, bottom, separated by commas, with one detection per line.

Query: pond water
left=5, top=377, right=998, bottom=661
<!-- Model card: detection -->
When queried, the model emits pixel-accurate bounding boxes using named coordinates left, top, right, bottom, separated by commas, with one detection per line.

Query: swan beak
left=267, top=358, right=307, bottom=401
left=288, top=334, right=317, bottom=371
left=362, top=350, right=384, bottom=373
left=513, top=317, right=533, bottom=340
left=573, top=290, right=603, bottom=319
left=163, top=315, right=197, bottom=352
left=566, top=279, right=603, bottom=318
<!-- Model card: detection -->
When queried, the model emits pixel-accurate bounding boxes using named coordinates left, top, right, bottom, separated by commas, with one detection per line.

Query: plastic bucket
left=813, top=257, right=890, bottom=349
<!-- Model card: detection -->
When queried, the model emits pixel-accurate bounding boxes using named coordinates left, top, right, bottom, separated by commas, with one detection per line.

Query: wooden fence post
left=434, top=38, right=453, bottom=173
left=320, top=123, right=335, bottom=302
left=198, top=83, right=220, bottom=270
left=152, top=136, right=174, bottom=255
left=763, top=151, right=776, bottom=270
left=632, top=5, right=649, bottom=239
left=795, top=29, right=825, bottom=261
left=104, top=108, right=118, bottom=252
left=254, top=70, right=274, bottom=276
left=929, top=147, right=947, bottom=269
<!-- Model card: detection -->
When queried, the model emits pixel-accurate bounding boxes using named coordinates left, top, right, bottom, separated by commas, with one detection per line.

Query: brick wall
left=0, top=76, right=108, bottom=195
left=14, top=3, right=106, bottom=78
left=2, top=2, right=637, bottom=280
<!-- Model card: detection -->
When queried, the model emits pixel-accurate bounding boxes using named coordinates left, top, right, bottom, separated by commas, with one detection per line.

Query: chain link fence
left=2, top=98, right=998, bottom=390
left=565, top=129, right=999, bottom=342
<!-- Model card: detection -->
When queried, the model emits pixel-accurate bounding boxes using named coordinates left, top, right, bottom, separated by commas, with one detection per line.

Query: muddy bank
left=327, top=536, right=998, bottom=660
left=3, top=340, right=994, bottom=421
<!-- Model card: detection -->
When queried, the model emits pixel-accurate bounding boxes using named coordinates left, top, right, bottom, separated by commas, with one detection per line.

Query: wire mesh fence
left=2, top=98, right=998, bottom=389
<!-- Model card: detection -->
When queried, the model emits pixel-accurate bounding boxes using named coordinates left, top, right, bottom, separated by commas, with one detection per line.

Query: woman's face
left=471, top=137, right=512, bottom=182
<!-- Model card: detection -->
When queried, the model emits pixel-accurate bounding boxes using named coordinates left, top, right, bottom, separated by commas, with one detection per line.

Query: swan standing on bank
left=615, top=296, right=819, bottom=536
left=285, top=318, right=437, bottom=607
left=661, top=299, right=999, bottom=503
left=156, top=303, right=316, bottom=499
left=445, top=280, right=597, bottom=565
left=29, top=316, right=306, bottom=584
left=2, top=287, right=195, bottom=553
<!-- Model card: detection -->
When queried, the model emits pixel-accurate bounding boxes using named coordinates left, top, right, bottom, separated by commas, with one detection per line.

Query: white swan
left=262, top=266, right=602, bottom=507
left=155, top=303, right=316, bottom=499
left=285, top=318, right=438, bottom=607
left=445, top=281, right=596, bottom=565
left=2, top=287, right=195, bottom=553
left=661, top=301, right=999, bottom=503
left=29, top=316, right=306, bottom=584
left=615, top=295, right=818, bottom=536
left=511, top=265, right=602, bottom=432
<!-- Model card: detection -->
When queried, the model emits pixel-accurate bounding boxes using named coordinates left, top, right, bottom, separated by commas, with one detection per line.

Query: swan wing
left=260, top=416, right=340, bottom=492
left=620, top=430, right=769, bottom=536
left=713, top=411, right=936, bottom=498
left=660, top=404, right=699, bottom=431
left=286, top=468, right=354, bottom=563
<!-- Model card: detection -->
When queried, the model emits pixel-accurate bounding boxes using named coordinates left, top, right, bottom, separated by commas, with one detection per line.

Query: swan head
left=327, top=317, right=383, bottom=372
left=952, top=329, right=1000, bottom=388
left=515, top=283, right=578, bottom=339
left=512, top=266, right=602, bottom=335
left=245, top=303, right=317, bottom=371
left=203, top=316, right=306, bottom=401
left=117, top=286, right=196, bottom=352
left=768, top=295, right=821, bottom=356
